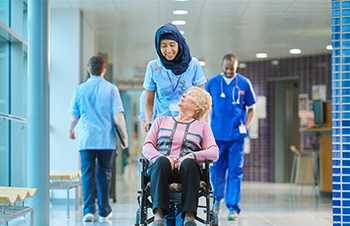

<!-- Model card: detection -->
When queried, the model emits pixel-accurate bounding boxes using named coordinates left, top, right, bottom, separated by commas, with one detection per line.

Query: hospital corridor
left=0, top=0, right=347, bottom=225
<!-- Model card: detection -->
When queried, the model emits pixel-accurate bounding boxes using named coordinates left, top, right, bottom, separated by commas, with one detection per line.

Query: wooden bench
left=0, top=187, right=37, bottom=226
left=49, top=170, right=82, bottom=217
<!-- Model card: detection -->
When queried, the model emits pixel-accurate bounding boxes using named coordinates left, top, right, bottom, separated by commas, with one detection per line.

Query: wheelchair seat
left=135, top=158, right=219, bottom=226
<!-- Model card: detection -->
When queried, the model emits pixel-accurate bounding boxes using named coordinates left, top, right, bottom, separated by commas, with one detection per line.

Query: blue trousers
left=210, top=139, right=244, bottom=214
left=80, top=149, right=114, bottom=217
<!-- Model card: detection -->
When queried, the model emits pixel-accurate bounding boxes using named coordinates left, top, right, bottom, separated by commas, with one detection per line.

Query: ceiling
left=51, top=0, right=331, bottom=76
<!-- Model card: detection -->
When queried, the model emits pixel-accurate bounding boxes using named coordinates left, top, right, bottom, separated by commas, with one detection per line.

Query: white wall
left=50, top=9, right=81, bottom=171
left=50, top=9, right=96, bottom=200
left=81, top=14, right=96, bottom=82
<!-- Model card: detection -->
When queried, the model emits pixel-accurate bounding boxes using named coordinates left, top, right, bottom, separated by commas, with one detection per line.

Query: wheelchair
left=135, top=158, right=219, bottom=226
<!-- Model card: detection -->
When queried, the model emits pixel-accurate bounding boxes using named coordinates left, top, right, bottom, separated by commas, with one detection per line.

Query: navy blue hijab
left=155, top=23, right=191, bottom=75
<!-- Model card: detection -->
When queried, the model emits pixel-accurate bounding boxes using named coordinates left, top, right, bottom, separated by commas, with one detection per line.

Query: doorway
left=270, top=78, right=299, bottom=183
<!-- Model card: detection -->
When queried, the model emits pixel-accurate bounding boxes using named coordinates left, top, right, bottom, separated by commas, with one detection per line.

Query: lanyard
left=167, top=72, right=183, bottom=92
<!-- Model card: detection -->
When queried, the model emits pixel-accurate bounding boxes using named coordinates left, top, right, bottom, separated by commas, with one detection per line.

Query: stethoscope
left=220, top=72, right=241, bottom=104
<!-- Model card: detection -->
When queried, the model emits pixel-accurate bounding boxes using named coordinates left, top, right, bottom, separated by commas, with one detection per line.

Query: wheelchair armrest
left=204, top=158, right=213, bottom=169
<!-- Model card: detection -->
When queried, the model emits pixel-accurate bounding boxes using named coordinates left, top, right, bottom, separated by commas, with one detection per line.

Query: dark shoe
left=153, top=219, right=165, bottom=226
left=183, top=217, right=197, bottom=226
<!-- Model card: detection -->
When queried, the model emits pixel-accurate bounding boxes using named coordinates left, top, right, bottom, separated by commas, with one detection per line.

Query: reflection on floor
left=9, top=175, right=332, bottom=226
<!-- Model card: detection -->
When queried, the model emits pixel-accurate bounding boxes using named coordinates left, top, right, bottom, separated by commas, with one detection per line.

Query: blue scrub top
left=206, top=73, right=257, bottom=141
left=70, top=76, right=124, bottom=150
left=143, top=57, right=206, bottom=121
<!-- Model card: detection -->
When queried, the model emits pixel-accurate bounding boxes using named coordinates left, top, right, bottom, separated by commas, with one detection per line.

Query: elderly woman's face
left=160, top=39, right=178, bottom=61
left=178, top=89, right=200, bottom=110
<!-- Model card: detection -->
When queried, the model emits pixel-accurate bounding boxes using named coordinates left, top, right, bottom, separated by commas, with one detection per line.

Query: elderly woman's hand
left=167, top=156, right=178, bottom=170
left=176, top=153, right=195, bottom=171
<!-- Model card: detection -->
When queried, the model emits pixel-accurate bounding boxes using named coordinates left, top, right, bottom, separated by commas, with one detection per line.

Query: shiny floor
left=9, top=175, right=332, bottom=226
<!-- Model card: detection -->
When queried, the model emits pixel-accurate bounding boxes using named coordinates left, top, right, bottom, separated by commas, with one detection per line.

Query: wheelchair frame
left=135, top=158, right=219, bottom=226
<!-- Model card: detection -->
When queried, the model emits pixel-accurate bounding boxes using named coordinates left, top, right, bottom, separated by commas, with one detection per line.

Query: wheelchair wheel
left=135, top=210, right=141, bottom=226
left=211, top=211, right=219, bottom=226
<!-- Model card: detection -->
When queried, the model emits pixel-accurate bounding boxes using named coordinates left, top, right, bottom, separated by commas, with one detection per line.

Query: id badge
left=239, top=124, right=247, bottom=134
left=169, top=103, right=180, bottom=112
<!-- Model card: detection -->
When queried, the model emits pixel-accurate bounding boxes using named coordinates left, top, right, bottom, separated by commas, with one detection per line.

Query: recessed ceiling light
left=174, top=0, right=189, bottom=1
left=180, top=30, right=185, bottom=35
left=173, top=10, right=188, bottom=15
left=199, top=61, right=206, bottom=66
left=255, top=53, right=268, bottom=59
left=289, top=48, right=302, bottom=54
left=171, top=20, right=186, bottom=25
left=326, top=45, right=333, bottom=50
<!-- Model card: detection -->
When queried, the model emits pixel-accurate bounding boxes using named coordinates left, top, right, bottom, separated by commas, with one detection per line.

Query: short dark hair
left=89, top=55, right=106, bottom=76
left=222, top=54, right=237, bottom=64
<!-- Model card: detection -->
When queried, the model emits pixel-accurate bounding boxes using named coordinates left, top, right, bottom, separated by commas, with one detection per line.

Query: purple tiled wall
left=239, top=54, right=331, bottom=182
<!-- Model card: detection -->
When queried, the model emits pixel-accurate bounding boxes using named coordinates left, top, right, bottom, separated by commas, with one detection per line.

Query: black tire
left=135, top=210, right=141, bottom=226
left=211, top=210, right=219, bottom=226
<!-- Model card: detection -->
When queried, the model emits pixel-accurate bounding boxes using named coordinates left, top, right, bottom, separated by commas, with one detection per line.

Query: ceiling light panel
left=255, top=53, right=268, bottom=58
left=289, top=48, right=302, bottom=54
left=171, top=20, right=186, bottom=25
left=173, top=10, right=188, bottom=15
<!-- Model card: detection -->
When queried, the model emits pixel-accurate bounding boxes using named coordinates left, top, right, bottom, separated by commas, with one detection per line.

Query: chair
left=135, top=158, right=218, bottom=226
left=49, top=170, right=82, bottom=217
left=289, top=145, right=319, bottom=195
left=0, top=186, right=37, bottom=226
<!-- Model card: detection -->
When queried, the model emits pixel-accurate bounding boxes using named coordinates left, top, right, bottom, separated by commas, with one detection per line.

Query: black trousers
left=147, top=156, right=201, bottom=218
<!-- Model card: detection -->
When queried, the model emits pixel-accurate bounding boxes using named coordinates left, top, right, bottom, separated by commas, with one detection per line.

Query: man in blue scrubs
left=69, top=55, right=129, bottom=222
left=205, top=54, right=257, bottom=221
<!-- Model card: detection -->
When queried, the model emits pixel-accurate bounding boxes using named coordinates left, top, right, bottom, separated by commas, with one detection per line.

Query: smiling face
left=160, top=39, right=179, bottom=61
left=223, top=58, right=238, bottom=78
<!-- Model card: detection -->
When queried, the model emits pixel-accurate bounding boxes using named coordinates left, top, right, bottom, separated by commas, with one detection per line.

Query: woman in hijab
left=143, top=23, right=207, bottom=132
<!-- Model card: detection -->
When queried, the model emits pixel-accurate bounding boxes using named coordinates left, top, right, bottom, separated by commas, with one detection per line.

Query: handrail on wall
left=0, top=112, right=27, bottom=123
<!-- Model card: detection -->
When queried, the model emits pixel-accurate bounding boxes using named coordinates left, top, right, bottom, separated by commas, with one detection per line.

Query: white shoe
left=227, top=208, right=238, bottom=221
left=82, top=213, right=94, bottom=222
left=99, top=211, right=113, bottom=222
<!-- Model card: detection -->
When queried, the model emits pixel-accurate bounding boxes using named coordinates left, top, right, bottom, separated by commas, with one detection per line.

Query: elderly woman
left=143, top=23, right=207, bottom=133
left=142, top=87, right=219, bottom=226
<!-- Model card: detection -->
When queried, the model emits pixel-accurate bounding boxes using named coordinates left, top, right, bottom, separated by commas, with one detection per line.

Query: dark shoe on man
left=183, top=217, right=197, bottom=226
left=153, top=219, right=165, bottom=226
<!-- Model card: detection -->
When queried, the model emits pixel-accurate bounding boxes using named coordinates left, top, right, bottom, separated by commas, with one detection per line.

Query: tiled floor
left=8, top=175, right=332, bottom=226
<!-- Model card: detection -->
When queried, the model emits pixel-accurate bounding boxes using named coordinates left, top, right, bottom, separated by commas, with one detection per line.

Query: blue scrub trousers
left=210, top=139, right=244, bottom=214
left=80, top=149, right=114, bottom=217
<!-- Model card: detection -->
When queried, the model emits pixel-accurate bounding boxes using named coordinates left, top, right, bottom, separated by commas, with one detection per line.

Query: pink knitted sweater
left=142, top=116, right=219, bottom=164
